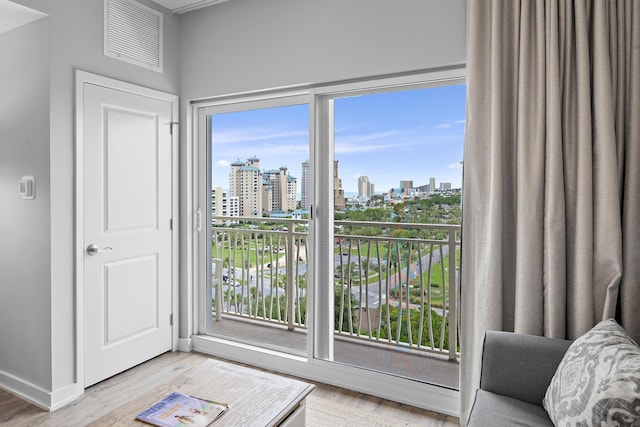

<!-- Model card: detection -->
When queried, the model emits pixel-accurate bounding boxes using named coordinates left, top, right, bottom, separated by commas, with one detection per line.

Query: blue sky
left=211, top=84, right=466, bottom=194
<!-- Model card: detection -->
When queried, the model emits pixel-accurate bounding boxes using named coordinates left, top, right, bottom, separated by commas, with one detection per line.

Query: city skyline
left=210, top=84, right=465, bottom=194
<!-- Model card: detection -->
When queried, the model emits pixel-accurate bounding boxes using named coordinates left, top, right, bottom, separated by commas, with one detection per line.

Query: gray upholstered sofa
left=467, top=331, right=572, bottom=426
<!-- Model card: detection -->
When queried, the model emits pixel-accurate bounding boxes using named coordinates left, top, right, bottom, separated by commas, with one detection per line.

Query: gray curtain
left=460, top=0, right=640, bottom=423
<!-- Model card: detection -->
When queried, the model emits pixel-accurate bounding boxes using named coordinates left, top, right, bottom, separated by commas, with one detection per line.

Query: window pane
left=330, top=84, right=465, bottom=388
left=208, top=103, right=310, bottom=356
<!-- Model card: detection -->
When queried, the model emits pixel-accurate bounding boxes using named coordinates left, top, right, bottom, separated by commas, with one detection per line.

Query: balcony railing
left=211, top=216, right=460, bottom=360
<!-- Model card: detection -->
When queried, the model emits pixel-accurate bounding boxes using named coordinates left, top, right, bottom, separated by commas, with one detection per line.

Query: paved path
left=376, top=244, right=450, bottom=292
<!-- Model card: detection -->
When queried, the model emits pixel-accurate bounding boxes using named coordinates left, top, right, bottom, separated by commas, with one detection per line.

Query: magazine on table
left=135, top=391, right=228, bottom=426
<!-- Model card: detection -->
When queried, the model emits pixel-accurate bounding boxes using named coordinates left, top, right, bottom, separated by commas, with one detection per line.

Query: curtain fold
left=461, top=0, right=639, bottom=423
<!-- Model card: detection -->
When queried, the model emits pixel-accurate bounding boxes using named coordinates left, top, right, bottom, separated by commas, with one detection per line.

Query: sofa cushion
left=479, top=331, right=571, bottom=406
left=543, top=318, right=640, bottom=426
left=468, top=389, right=554, bottom=427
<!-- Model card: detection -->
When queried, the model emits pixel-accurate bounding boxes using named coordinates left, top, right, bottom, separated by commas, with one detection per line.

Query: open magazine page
left=136, top=392, right=228, bottom=427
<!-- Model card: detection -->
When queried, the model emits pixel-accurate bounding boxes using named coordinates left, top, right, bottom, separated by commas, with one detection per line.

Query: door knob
left=86, top=244, right=113, bottom=256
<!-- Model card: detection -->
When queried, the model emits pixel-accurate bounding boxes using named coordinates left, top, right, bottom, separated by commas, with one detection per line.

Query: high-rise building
left=262, top=179, right=273, bottom=214
left=263, top=168, right=284, bottom=211
left=399, top=180, right=413, bottom=191
left=358, top=176, right=371, bottom=198
left=400, top=180, right=413, bottom=196
left=429, top=177, right=436, bottom=194
left=212, top=186, right=239, bottom=225
left=263, top=166, right=297, bottom=213
left=414, top=184, right=429, bottom=194
left=334, top=160, right=346, bottom=210
left=286, top=174, right=297, bottom=211
left=301, top=160, right=309, bottom=210
left=229, top=157, right=262, bottom=217
left=440, top=182, right=452, bottom=191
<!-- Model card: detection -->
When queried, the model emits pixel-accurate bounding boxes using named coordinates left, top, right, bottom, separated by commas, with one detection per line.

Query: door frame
left=74, top=70, right=179, bottom=391
left=187, top=67, right=465, bottom=417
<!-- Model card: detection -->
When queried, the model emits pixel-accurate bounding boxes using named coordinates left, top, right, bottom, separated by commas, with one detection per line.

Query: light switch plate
left=19, top=176, right=35, bottom=200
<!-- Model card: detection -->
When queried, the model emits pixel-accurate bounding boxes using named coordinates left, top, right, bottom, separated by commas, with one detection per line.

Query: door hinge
left=170, top=313, right=174, bottom=326
left=169, top=122, right=179, bottom=136
left=170, top=218, right=173, bottom=230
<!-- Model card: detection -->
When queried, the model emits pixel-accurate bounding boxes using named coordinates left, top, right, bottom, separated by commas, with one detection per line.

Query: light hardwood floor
left=0, top=352, right=459, bottom=426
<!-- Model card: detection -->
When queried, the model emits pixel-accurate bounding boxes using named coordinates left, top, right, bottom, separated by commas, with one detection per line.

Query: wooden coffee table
left=89, top=357, right=315, bottom=426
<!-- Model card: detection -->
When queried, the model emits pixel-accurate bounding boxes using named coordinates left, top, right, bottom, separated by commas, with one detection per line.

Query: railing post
left=286, top=224, right=295, bottom=330
left=212, top=257, right=223, bottom=322
left=447, top=228, right=457, bottom=360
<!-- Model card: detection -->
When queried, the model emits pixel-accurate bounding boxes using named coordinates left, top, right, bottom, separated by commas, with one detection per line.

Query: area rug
left=305, top=394, right=421, bottom=427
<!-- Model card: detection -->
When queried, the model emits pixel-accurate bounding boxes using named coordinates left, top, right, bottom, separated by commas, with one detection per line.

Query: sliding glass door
left=201, top=93, right=310, bottom=356
left=315, top=83, right=465, bottom=388
left=193, top=69, right=465, bottom=408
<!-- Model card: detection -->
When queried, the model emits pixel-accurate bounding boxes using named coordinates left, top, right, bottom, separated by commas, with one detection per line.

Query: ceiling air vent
left=104, top=0, right=163, bottom=72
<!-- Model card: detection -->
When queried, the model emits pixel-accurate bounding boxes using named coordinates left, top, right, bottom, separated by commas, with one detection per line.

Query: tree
left=251, top=284, right=357, bottom=332
left=334, top=285, right=358, bottom=333
left=376, top=304, right=459, bottom=351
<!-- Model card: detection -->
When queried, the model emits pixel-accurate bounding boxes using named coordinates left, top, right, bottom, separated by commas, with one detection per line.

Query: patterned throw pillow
left=543, top=319, right=640, bottom=426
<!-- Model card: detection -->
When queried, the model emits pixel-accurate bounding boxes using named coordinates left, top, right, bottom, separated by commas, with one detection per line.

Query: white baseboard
left=0, top=369, right=82, bottom=411
left=50, top=382, right=83, bottom=411
left=178, top=337, right=192, bottom=352
left=0, top=369, right=51, bottom=410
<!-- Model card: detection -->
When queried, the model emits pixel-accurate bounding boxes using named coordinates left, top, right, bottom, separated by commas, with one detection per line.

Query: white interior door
left=82, top=79, right=177, bottom=387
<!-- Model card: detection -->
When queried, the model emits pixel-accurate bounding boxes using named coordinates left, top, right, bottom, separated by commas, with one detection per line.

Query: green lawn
left=212, top=243, right=279, bottom=268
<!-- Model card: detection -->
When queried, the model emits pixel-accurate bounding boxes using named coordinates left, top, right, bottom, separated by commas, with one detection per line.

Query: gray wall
left=179, top=0, right=466, bottom=99
left=45, top=0, right=179, bottom=393
left=0, top=17, right=51, bottom=391
left=5, top=0, right=179, bottom=402
left=177, top=0, right=467, bottom=333
left=0, top=0, right=466, bottom=406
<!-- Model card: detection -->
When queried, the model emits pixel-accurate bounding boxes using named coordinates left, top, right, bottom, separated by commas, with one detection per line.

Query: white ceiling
left=0, top=0, right=47, bottom=35
left=150, top=0, right=229, bottom=14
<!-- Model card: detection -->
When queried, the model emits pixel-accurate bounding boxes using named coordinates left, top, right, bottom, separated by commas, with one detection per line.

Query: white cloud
left=338, top=130, right=402, bottom=144
left=436, top=119, right=466, bottom=129
left=262, top=143, right=309, bottom=154
left=336, top=142, right=400, bottom=154
left=448, top=162, right=463, bottom=169
left=335, top=130, right=407, bottom=154
left=216, top=159, right=231, bottom=168
left=212, top=128, right=308, bottom=144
